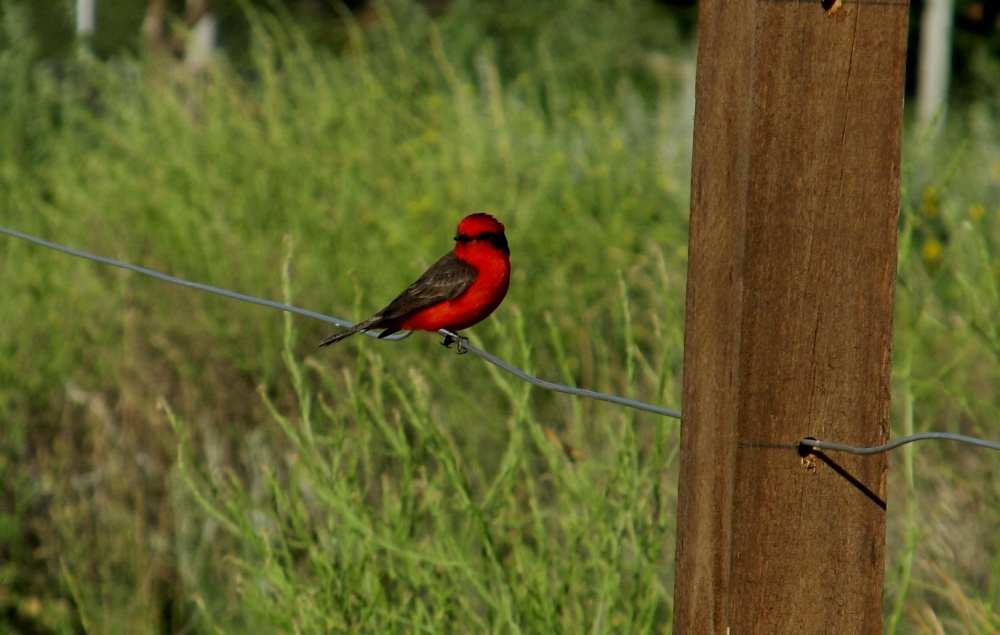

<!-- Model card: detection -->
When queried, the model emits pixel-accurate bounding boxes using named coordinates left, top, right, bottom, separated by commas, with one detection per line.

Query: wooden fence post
left=673, top=1, right=910, bottom=632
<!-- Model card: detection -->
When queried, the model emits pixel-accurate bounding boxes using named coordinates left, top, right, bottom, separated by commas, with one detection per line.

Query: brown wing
left=375, top=251, right=477, bottom=322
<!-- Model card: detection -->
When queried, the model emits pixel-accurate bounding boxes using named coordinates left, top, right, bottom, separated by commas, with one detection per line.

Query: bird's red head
left=454, top=213, right=509, bottom=255
left=457, top=213, right=505, bottom=238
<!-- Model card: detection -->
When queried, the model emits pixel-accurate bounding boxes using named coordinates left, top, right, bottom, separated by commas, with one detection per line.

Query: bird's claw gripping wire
left=440, top=332, right=469, bottom=354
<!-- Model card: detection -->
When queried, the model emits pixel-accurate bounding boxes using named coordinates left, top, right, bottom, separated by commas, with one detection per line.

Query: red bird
left=319, top=213, right=511, bottom=347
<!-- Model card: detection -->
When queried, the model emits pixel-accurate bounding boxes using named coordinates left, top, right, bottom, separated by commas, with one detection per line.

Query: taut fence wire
left=5, top=224, right=1000, bottom=456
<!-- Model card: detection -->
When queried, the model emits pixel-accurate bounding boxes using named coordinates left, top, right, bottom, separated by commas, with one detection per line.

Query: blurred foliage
left=6, top=0, right=1000, bottom=107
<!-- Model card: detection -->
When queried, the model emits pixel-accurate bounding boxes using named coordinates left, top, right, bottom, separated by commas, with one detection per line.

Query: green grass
left=884, top=113, right=1000, bottom=634
left=1, top=1, right=999, bottom=633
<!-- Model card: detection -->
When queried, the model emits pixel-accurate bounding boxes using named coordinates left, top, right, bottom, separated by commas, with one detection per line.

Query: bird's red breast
left=398, top=213, right=510, bottom=332
left=318, top=213, right=511, bottom=346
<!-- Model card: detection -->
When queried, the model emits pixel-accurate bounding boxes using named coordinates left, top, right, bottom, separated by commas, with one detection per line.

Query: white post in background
left=917, top=0, right=955, bottom=131
left=185, top=5, right=218, bottom=73
left=76, top=0, right=96, bottom=37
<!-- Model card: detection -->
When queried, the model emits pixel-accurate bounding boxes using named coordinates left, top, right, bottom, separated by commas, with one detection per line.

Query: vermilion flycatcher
left=319, top=213, right=510, bottom=346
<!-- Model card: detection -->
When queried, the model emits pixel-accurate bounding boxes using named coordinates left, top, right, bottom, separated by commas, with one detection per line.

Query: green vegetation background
left=1, top=1, right=999, bottom=633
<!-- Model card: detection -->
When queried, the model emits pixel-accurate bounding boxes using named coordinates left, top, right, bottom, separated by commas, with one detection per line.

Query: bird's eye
left=455, top=230, right=509, bottom=253
left=455, top=232, right=496, bottom=242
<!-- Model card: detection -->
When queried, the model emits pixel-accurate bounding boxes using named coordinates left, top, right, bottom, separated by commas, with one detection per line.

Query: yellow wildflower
left=922, top=238, right=942, bottom=264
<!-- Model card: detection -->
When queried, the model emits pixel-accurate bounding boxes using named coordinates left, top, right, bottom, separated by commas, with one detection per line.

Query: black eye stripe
left=455, top=231, right=499, bottom=242
left=454, top=230, right=510, bottom=254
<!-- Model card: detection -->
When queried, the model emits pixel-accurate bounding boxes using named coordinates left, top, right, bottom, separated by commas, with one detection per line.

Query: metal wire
left=800, top=432, right=1000, bottom=455
left=0, top=225, right=677, bottom=417
left=6, top=224, right=1000, bottom=452
left=443, top=333, right=682, bottom=419
left=0, top=226, right=409, bottom=340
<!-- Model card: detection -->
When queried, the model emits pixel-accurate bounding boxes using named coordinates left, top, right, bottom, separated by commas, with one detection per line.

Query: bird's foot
left=441, top=333, right=469, bottom=354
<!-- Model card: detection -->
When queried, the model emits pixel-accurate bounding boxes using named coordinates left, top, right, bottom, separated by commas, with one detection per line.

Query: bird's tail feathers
left=318, top=316, right=382, bottom=347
